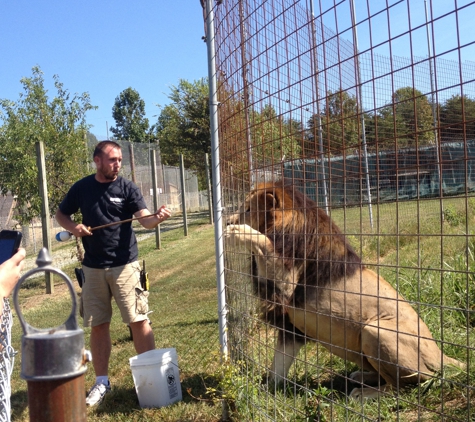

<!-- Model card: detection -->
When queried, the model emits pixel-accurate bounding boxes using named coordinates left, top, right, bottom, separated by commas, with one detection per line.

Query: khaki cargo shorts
left=81, top=262, right=149, bottom=327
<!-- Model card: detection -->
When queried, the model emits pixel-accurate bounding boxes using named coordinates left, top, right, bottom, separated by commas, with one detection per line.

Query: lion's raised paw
left=225, top=224, right=259, bottom=237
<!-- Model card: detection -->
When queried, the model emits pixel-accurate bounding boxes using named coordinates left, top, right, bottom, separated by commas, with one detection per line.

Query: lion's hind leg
left=355, top=319, right=430, bottom=398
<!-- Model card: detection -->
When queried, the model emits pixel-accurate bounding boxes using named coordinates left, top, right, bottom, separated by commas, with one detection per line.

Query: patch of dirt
left=20, top=282, right=80, bottom=312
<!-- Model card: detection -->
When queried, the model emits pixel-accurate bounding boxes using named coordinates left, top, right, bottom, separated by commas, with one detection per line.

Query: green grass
left=10, top=213, right=224, bottom=422
left=9, top=197, right=475, bottom=421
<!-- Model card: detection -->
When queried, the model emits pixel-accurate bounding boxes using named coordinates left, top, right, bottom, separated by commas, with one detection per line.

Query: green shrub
left=443, top=204, right=463, bottom=226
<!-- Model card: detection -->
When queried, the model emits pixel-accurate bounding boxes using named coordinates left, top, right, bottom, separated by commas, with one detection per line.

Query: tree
left=376, top=87, right=434, bottom=148
left=155, top=79, right=210, bottom=188
left=110, top=87, right=150, bottom=142
left=439, top=94, right=475, bottom=141
left=0, top=66, right=96, bottom=225
left=86, top=131, right=98, bottom=144
left=250, top=104, right=302, bottom=164
left=307, top=90, right=361, bottom=155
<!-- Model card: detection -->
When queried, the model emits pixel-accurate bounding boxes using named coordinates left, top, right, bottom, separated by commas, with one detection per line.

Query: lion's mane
left=250, top=181, right=362, bottom=323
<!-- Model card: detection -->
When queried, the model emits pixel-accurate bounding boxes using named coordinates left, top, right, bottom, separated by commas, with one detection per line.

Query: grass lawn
left=7, top=195, right=475, bottom=421
left=10, top=213, right=224, bottom=421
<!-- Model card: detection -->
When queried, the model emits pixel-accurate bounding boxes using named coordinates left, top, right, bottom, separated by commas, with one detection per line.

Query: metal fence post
left=205, top=153, right=214, bottom=224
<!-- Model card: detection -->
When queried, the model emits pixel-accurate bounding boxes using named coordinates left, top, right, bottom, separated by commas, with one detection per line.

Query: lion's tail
left=442, top=354, right=466, bottom=371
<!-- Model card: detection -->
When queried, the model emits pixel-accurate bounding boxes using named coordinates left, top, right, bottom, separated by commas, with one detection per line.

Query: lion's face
left=227, top=183, right=285, bottom=233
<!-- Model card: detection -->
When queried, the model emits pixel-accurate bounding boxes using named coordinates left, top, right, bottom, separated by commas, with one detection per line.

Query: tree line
left=307, top=87, right=475, bottom=154
left=1, top=66, right=474, bottom=226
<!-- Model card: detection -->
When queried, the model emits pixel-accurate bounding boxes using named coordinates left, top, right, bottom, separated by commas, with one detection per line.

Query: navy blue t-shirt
left=59, top=175, right=147, bottom=268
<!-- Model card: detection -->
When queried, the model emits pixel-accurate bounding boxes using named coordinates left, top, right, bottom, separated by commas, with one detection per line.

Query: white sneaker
left=86, top=382, right=111, bottom=406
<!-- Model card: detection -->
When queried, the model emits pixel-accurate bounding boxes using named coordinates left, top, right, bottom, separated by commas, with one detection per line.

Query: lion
left=225, top=180, right=464, bottom=399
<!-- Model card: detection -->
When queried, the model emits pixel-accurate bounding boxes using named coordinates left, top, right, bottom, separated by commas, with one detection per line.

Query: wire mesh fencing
left=209, top=0, right=475, bottom=420
left=0, top=300, right=14, bottom=422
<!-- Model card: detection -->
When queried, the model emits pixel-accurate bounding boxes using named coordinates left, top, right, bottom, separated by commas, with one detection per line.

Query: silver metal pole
left=205, top=2, right=229, bottom=418
left=205, top=0, right=228, bottom=361
left=350, top=0, right=374, bottom=229
left=309, top=1, right=329, bottom=214
left=424, top=0, right=443, bottom=200
left=205, top=153, right=214, bottom=224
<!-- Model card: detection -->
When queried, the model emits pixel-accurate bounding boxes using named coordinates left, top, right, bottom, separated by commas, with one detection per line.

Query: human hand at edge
left=0, top=248, right=26, bottom=299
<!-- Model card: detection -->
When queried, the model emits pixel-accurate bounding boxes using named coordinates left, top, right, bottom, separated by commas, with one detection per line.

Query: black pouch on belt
left=140, top=260, right=149, bottom=291
left=74, top=267, right=85, bottom=288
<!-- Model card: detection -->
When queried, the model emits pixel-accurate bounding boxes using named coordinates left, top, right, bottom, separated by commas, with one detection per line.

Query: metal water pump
left=12, top=248, right=91, bottom=422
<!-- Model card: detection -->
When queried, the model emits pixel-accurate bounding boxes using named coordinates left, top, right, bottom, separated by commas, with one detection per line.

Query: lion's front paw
left=225, top=224, right=258, bottom=240
left=225, top=224, right=269, bottom=252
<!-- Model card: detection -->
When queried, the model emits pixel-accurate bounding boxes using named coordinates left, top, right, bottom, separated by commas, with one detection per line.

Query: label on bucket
left=166, top=367, right=179, bottom=399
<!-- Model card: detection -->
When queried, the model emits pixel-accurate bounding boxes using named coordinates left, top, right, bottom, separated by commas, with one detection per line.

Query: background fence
left=285, top=139, right=475, bottom=207
left=0, top=139, right=211, bottom=270
left=210, top=0, right=475, bottom=420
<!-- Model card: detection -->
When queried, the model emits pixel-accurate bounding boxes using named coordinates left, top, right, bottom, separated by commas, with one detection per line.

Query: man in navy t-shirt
left=55, top=140, right=171, bottom=406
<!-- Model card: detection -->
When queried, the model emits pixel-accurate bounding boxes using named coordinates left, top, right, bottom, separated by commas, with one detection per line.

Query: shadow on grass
left=181, top=373, right=219, bottom=405
left=270, top=370, right=355, bottom=400
left=10, top=390, right=28, bottom=421
left=93, top=386, right=140, bottom=416
left=316, top=372, right=355, bottom=397
left=91, top=374, right=220, bottom=417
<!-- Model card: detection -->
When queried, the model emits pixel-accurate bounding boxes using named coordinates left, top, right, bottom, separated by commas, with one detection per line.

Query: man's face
left=95, top=146, right=122, bottom=181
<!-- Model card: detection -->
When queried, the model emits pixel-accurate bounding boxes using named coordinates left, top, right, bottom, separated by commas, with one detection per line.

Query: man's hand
left=156, top=205, right=172, bottom=224
left=72, top=224, right=92, bottom=238
left=135, top=206, right=172, bottom=229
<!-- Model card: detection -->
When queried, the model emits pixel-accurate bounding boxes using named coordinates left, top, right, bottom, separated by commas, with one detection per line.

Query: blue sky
left=0, top=1, right=208, bottom=140
left=1, top=1, right=473, bottom=141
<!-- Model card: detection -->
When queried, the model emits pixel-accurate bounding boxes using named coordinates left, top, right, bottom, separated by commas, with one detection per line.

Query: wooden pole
left=179, top=154, right=188, bottom=236
left=129, top=142, right=136, bottom=183
left=27, top=375, right=86, bottom=422
left=150, top=149, right=161, bottom=249
left=35, top=141, right=53, bottom=294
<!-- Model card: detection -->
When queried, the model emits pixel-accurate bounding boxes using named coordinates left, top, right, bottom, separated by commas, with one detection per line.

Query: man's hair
left=93, top=140, right=122, bottom=158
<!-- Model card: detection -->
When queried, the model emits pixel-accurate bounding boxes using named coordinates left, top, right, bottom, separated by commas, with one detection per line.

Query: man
left=55, top=140, right=171, bottom=406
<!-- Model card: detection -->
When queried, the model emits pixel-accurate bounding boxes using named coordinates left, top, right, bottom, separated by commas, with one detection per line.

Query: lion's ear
left=264, top=192, right=278, bottom=210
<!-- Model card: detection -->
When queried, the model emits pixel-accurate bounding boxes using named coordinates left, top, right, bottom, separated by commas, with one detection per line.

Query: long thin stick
left=89, top=213, right=158, bottom=231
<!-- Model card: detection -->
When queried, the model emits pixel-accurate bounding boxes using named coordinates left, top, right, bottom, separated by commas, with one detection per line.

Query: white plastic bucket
left=129, top=348, right=182, bottom=408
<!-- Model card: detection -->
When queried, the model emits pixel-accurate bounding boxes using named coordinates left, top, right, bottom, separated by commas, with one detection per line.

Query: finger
left=77, top=226, right=92, bottom=237
left=10, top=248, right=26, bottom=265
